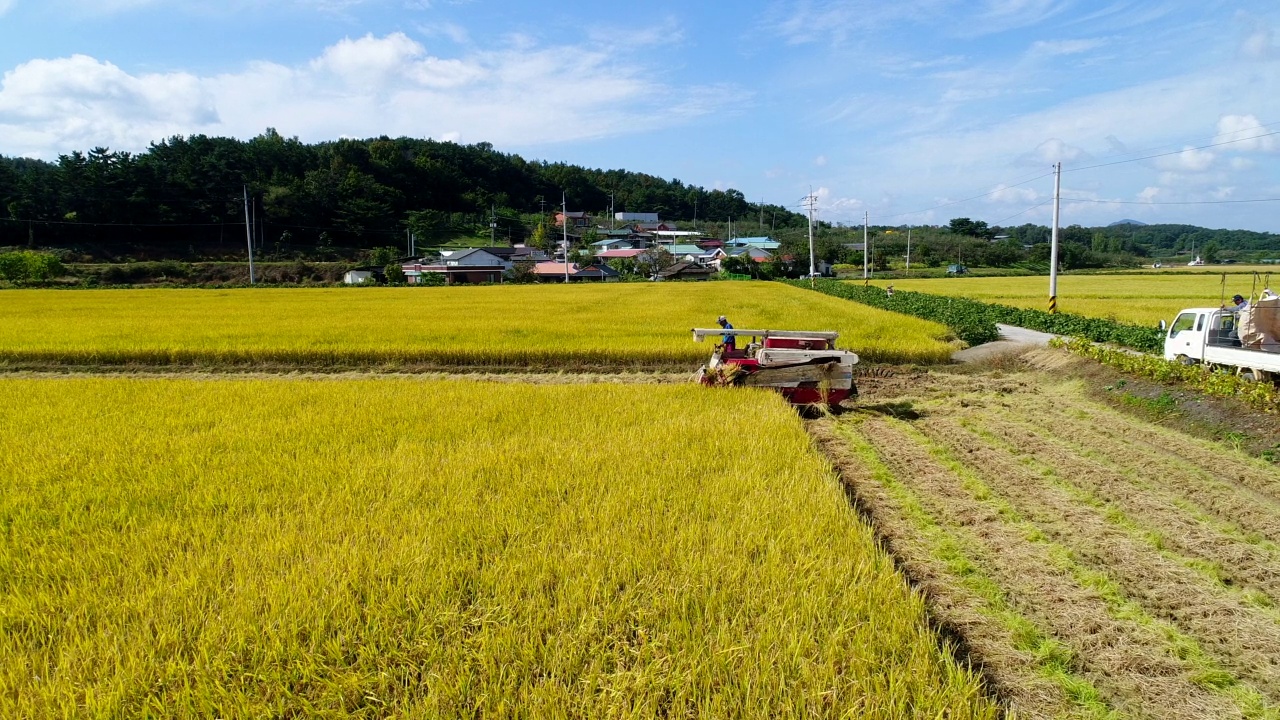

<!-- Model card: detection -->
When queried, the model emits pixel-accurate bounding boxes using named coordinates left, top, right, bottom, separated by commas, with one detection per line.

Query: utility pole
left=609, top=193, right=615, bottom=230
left=802, top=192, right=818, bottom=282
left=693, top=197, right=698, bottom=228
left=759, top=198, right=764, bottom=230
left=862, top=211, right=869, bottom=280
left=906, top=225, right=912, bottom=276
left=242, top=185, right=255, bottom=285
left=490, top=204, right=497, bottom=246
left=562, top=192, right=570, bottom=283
left=1050, top=161, right=1061, bottom=314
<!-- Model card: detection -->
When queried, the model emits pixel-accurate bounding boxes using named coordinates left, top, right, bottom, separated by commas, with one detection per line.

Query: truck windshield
left=1169, top=312, right=1197, bottom=338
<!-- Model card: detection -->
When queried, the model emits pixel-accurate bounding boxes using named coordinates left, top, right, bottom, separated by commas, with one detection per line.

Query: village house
left=591, top=238, right=634, bottom=253
left=729, top=236, right=781, bottom=251
left=532, top=262, right=621, bottom=282
left=664, top=244, right=706, bottom=263
left=657, top=261, right=716, bottom=281
left=343, top=266, right=384, bottom=284
left=614, top=212, right=660, bottom=224
left=595, top=248, right=650, bottom=262
left=405, top=248, right=509, bottom=284
left=554, top=211, right=592, bottom=229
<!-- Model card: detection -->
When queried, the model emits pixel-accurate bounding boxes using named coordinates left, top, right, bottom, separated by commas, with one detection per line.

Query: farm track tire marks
left=808, top=420, right=1079, bottom=719
left=851, top=417, right=1239, bottom=720
left=966, top=411, right=1280, bottom=603
left=1001, top=392, right=1280, bottom=543
left=919, top=417, right=1280, bottom=705
left=1031, top=386, right=1280, bottom=502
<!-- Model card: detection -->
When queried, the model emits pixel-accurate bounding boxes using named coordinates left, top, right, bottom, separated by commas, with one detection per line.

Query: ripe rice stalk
left=0, top=377, right=998, bottom=718
left=0, top=284, right=957, bottom=370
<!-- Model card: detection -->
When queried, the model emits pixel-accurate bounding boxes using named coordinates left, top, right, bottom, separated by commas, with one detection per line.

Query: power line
left=991, top=199, right=1054, bottom=226
left=869, top=171, right=1055, bottom=223
left=1064, top=130, right=1280, bottom=173
left=1064, top=196, right=1280, bottom=206
left=1062, top=118, right=1280, bottom=167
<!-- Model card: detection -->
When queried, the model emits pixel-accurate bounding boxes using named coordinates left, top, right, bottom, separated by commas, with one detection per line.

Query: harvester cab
left=692, top=328, right=859, bottom=407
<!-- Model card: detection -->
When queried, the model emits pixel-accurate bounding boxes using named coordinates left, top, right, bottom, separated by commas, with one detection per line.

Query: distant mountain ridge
left=1108, top=219, right=1148, bottom=227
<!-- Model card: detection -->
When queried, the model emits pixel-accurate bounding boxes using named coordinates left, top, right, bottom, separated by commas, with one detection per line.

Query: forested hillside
left=2, top=131, right=1277, bottom=267
left=0, top=130, right=806, bottom=260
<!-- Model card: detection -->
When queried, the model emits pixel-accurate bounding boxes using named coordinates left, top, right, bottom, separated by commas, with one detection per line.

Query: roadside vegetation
left=789, top=279, right=1164, bottom=352
left=1053, top=337, right=1280, bottom=414
left=0, top=283, right=958, bottom=370
left=0, top=377, right=999, bottom=718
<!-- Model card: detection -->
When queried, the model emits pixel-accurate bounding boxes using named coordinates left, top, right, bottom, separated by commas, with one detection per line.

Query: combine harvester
left=693, top=328, right=859, bottom=407
left=1164, top=290, right=1280, bottom=382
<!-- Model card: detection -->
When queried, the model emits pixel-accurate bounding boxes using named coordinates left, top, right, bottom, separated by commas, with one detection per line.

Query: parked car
left=946, top=264, right=969, bottom=275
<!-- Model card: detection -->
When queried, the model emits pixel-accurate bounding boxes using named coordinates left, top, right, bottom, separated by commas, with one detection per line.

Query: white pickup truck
left=1164, top=306, right=1280, bottom=382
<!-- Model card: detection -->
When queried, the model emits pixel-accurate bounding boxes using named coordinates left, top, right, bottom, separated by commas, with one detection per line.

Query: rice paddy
left=0, top=377, right=998, bottom=718
left=0, top=283, right=958, bottom=368
left=864, top=273, right=1279, bottom=325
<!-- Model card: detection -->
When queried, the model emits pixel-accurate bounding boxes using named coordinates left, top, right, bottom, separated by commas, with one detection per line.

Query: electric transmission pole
left=802, top=192, right=818, bottom=282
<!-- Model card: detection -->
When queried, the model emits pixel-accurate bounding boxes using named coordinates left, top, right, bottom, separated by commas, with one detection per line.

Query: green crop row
left=790, top=280, right=1165, bottom=352
left=785, top=280, right=1000, bottom=346
left=1051, top=337, right=1280, bottom=414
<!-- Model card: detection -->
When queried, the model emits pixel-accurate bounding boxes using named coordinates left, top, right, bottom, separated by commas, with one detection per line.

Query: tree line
left=0, top=130, right=808, bottom=261
left=2, top=130, right=1276, bottom=267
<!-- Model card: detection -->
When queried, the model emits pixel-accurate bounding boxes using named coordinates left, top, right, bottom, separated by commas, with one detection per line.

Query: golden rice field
left=0, top=284, right=957, bottom=368
left=0, top=377, right=998, bottom=718
left=866, top=273, right=1280, bottom=325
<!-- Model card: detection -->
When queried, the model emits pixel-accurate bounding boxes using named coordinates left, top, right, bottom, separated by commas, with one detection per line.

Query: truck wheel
left=1241, top=369, right=1261, bottom=382
left=1175, top=354, right=1196, bottom=366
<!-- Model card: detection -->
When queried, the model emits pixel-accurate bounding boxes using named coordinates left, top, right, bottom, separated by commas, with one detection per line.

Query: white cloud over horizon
left=2, top=1, right=1280, bottom=231
left=0, top=32, right=734, bottom=159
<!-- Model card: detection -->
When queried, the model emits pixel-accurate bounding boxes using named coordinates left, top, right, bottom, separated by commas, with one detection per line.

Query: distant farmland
left=863, top=273, right=1274, bottom=325
left=0, top=284, right=958, bottom=368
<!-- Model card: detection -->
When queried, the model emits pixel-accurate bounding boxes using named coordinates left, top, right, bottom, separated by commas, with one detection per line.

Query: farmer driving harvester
left=717, top=316, right=735, bottom=351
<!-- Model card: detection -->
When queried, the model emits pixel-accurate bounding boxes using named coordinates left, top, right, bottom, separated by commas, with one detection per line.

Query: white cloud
left=988, top=183, right=1039, bottom=203
left=767, top=0, right=1070, bottom=45
left=1029, top=138, right=1088, bottom=163
left=978, top=0, right=1067, bottom=31
left=0, top=55, right=218, bottom=153
left=1028, top=38, right=1105, bottom=57
left=1232, top=157, right=1256, bottom=170
left=0, top=33, right=735, bottom=158
left=814, top=154, right=828, bottom=166
left=1215, top=113, right=1278, bottom=152
left=813, top=186, right=865, bottom=214
left=1137, top=186, right=1160, bottom=202
left=0, top=0, right=15, bottom=16
left=1155, top=146, right=1215, bottom=172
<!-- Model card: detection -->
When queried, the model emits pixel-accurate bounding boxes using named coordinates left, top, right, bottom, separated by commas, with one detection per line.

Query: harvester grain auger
left=692, top=328, right=859, bottom=407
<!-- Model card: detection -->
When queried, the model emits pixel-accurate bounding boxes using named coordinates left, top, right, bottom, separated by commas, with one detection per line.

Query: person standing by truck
left=1225, top=294, right=1250, bottom=314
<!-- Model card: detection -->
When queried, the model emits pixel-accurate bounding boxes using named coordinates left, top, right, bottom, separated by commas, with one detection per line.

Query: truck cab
left=1163, top=306, right=1280, bottom=382
left=1163, top=308, right=1238, bottom=362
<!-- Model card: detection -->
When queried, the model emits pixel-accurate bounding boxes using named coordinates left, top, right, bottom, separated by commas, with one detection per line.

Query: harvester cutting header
left=693, top=323, right=859, bottom=407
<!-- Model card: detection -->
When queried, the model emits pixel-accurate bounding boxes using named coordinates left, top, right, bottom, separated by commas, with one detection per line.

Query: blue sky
left=2, top=0, right=1279, bottom=230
